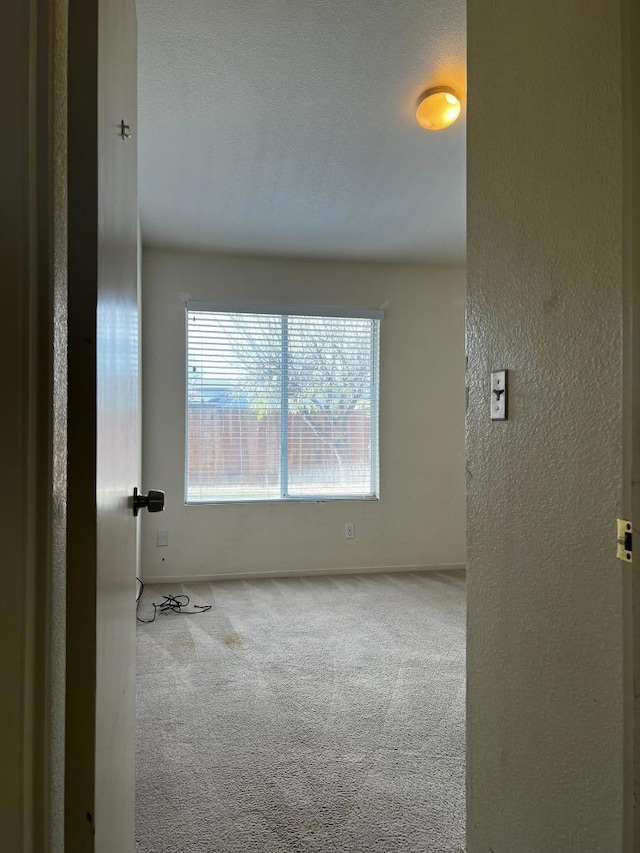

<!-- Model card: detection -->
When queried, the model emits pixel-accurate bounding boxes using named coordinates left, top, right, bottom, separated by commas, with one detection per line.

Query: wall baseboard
left=141, top=563, right=466, bottom=584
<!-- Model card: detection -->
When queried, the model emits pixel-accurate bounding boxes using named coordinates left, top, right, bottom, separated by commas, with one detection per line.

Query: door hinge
left=616, top=518, right=632, bottom=563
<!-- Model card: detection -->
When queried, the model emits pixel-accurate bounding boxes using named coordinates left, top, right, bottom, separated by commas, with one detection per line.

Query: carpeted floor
left=136, top=571, right=466, bottom=853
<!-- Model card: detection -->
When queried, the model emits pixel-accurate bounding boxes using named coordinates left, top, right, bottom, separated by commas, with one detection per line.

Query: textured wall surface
left=50, top=0, right=69, bottom=848
left=466, top=1, right=627, bottom=850
left=141, top=249, right=466, bottom=581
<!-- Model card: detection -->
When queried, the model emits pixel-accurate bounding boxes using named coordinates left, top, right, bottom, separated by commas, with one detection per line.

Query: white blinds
left=186, top=306, right=380, bottom=503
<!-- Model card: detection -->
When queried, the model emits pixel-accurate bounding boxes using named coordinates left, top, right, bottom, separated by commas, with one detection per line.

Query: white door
left=66, top=0, right=139, bottom=849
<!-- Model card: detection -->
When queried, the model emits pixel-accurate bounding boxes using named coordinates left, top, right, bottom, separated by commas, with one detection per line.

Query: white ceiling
left=137, top=0, right=466, bottom=263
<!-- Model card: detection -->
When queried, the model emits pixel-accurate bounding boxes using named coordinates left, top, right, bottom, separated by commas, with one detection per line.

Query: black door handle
left=133, top=487, right=165, bottom=517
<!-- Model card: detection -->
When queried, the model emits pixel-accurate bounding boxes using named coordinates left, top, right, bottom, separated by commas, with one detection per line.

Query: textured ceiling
left=137, top=0, right=466, bottom=262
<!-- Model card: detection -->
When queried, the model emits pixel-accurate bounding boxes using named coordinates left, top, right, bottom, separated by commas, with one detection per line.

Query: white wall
left=467, top=0, right=630, bottom=850
left=141, top=248, right=466, bottom=581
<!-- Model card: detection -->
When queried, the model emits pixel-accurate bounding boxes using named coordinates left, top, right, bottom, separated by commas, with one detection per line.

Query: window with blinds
left=186, top=303, right=381, bottom=503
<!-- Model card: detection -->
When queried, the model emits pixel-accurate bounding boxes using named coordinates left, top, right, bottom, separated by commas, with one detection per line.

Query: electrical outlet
left=344, top=522, right=355, bottom=540
left=156, top=530, right=169, bottom=547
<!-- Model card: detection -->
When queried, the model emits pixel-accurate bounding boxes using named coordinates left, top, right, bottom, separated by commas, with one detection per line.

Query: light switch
left=156, top=530, right=169, bottom=547
left=490, top=370, right=507, bottom=420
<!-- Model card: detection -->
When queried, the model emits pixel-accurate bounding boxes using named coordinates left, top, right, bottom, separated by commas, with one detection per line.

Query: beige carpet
left=136, top=571, right=466, bottom=853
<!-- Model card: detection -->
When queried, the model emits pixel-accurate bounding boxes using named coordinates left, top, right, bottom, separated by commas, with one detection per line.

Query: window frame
left=184, top=301, right=383, bottom=506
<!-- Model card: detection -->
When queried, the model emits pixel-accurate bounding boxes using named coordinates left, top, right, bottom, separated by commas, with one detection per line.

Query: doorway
left=133, top=2, right=467, bottom=851
left=3, top=4, right=635, bottom=849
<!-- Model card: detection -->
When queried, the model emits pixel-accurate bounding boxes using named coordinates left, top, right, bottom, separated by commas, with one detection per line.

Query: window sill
left=184, top=496, right=380, bottom=507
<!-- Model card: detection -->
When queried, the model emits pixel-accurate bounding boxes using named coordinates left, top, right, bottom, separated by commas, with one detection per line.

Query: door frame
left=625, top=0, right=640, bottom=847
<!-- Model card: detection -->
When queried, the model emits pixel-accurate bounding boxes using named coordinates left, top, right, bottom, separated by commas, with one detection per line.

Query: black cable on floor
left=136, top=576, right=212, bottom=623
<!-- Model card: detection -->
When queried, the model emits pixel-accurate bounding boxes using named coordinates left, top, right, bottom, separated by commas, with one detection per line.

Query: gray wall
left=141, top=248, right=466, bottom=581
left=1, top=0, right=68, bottom=849
left=466, top=0, right=629, bottom=850
left=1, top=2, right=35, bottom=847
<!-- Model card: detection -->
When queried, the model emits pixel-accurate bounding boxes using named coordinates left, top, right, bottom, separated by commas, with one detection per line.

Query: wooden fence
left=187, top=407, right=371, bottom=486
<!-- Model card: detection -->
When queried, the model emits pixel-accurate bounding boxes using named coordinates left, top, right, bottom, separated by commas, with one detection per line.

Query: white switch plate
left=156, top=530, right=169, bottom=547
left=490, top=370, right=507, bottom=420
left=344, top=522, right=355, bottom=539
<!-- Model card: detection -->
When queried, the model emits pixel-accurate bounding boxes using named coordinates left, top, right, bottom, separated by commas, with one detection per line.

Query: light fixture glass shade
left=415, top=87, right=462, bottom=131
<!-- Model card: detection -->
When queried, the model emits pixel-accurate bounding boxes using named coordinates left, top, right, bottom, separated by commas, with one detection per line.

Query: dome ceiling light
left=415, top=87, right=462, bottom=131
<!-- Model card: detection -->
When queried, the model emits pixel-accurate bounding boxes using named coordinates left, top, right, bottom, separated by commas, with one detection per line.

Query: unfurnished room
left=133, top=2, right=466, bottom=851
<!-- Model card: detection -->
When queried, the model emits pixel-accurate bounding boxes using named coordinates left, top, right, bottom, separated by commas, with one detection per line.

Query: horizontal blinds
left=187, top=301, right=384, bottom=320
left=186, top=308, right=379, bottom=503
left=285, top=315, right=376, bottom=497
left=187, top=312, right=282, bottom=502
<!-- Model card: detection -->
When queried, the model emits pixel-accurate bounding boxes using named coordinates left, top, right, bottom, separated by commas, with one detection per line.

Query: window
left=185, top=302, right=381, bottom=503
